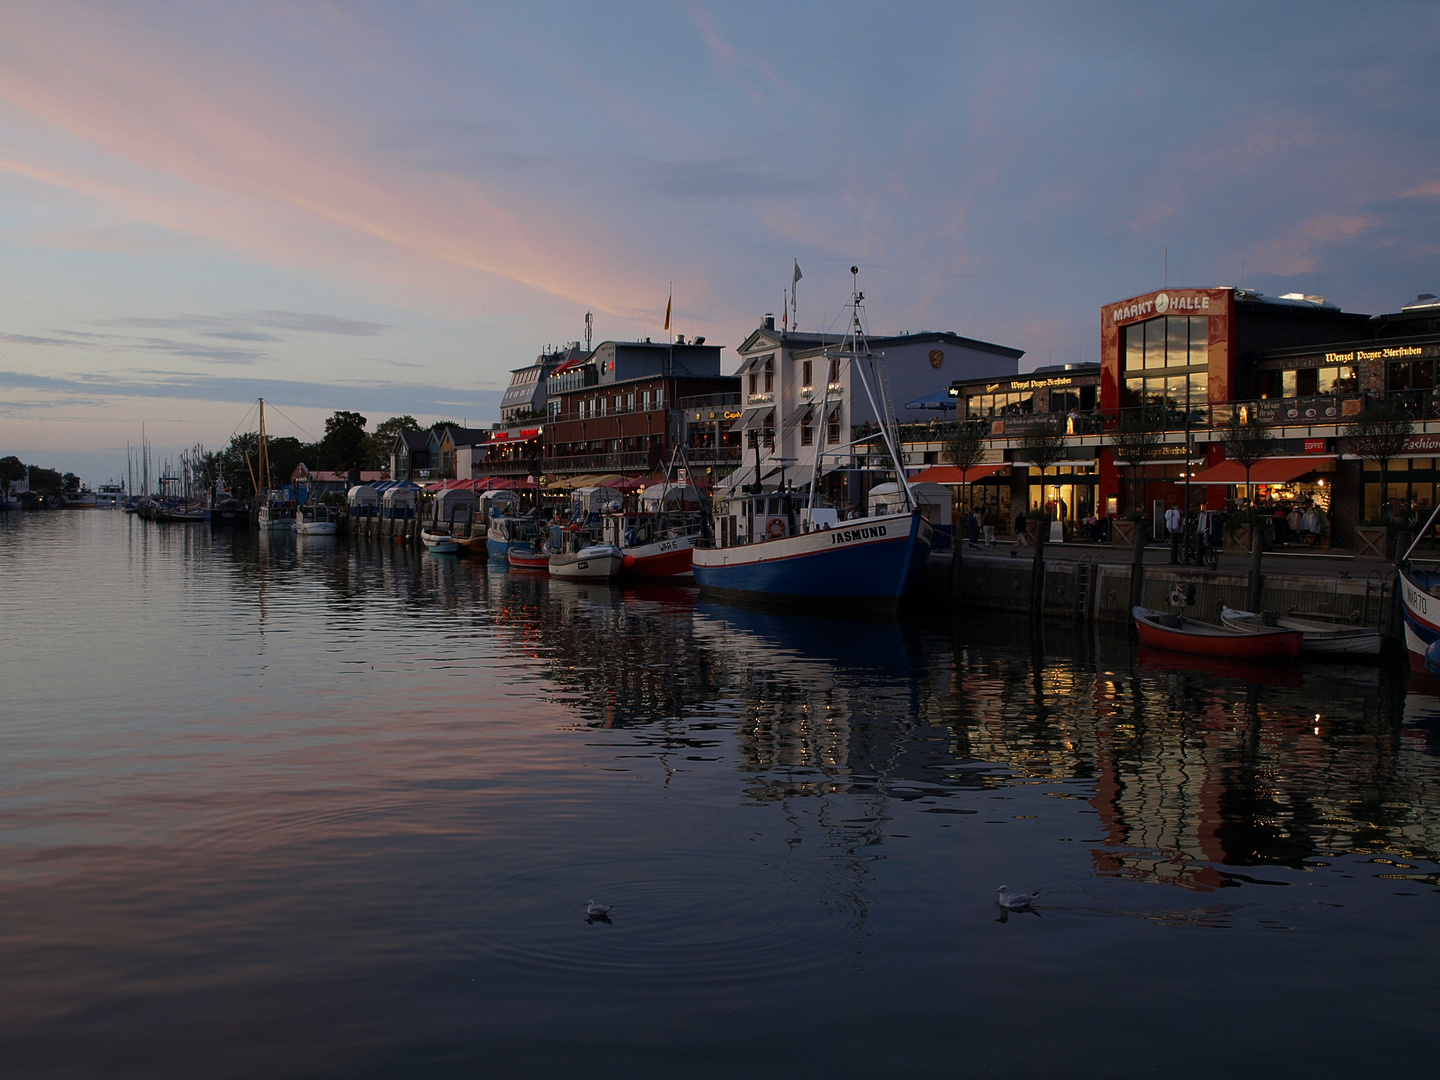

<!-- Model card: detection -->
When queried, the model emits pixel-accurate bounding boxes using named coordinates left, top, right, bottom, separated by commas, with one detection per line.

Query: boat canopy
left=381, top=484, right=418, bottom=508
left=639, top=482, right=700, bottom=510
left=432, top=487, right=478, bottom=515
left=868, top=481, right=951, bottom=522
left=478, top=489, right=521, bottom=516
left=571, top=486, right=623, bottom=514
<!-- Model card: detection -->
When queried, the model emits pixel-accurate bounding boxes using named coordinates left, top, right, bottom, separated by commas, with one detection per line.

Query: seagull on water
left=995, top=885, right=1040, bottom=909
left=585, top=900, right=611, bottom=917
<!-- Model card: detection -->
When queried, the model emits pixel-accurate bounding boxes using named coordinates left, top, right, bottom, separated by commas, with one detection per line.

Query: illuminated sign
left=1304, top=438, right=1327, bottom=454
left=1109, top=290, right=1213, bottom=325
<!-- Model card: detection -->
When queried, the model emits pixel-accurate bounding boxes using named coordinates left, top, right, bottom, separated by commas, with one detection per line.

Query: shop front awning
left=1190, top=455, right=1337, bottom=484
left=907, top=463, right=1008, bottom=484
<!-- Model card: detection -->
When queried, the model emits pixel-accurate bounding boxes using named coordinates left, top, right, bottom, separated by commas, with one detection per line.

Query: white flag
left=792, top=259, right=803, bottom=286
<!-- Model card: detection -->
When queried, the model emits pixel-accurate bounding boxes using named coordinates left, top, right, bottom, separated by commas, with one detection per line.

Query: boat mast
left=831, top=267, right=915, bottom=514
left=257, top=398, right=270, bottom=498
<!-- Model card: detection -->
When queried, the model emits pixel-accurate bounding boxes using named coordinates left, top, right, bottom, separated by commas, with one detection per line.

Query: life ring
left=767, top=518, right=786, bottom=539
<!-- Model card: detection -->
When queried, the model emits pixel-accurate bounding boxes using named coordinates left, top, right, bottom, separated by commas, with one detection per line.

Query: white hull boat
left=1220, top=606, right=1381, bottom=657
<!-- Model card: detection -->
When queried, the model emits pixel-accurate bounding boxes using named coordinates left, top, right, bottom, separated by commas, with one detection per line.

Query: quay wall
left=921, top=552, right=1398, bottom=635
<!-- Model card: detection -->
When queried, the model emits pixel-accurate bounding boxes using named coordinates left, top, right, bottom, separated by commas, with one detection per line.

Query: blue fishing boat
left=691, top=504, right=930, bottom=606
left=691, top=269, right=933, bottom=608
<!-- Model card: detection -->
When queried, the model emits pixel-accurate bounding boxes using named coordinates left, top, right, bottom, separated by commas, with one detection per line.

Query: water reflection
left=6, top=511, right=1440, bottom=1076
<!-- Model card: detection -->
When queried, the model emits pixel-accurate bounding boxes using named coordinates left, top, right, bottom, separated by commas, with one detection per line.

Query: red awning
left=907, top=463, right=1009, bottom=484
left=1190, top=455, right=1336, bottom=484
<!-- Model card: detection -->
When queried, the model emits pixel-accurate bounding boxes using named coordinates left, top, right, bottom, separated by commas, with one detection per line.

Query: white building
left=722, top=315, right=1024, bottom=504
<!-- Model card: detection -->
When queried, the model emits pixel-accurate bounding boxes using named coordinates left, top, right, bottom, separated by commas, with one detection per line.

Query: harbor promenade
left=924, top=537, right=1401, bottom=636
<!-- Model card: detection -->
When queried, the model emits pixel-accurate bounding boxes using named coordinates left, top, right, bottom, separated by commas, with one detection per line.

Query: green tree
left=1219, top=411, right=1278, bottom=507
left=1344, top=401, right=1414, bottom=521
left=0, top=455, right=25, bottom=492
left=943, top=420, right=987, bottom=512
left=1017, top=416, right=1068, bottom=517
left=1108, top=411, right=1164, bottom=516
left=321, top=410, right=369, bottom=473
left=62, top=472, right=81, bottom=493
left=365, top=415, right=422, bottom=470
left=28, top=466, right=62, bottom=493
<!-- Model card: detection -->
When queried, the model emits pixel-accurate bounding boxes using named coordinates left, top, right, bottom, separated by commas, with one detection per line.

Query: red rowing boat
left=506, top=544, right=549, bottom=571
left=1133, top=606, right=1301, bottom=661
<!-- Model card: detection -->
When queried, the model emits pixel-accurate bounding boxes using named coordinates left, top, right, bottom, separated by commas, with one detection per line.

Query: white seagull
left=585, top=900, right=612, bottom=917
left=995, top=885, right=1040, bottom=909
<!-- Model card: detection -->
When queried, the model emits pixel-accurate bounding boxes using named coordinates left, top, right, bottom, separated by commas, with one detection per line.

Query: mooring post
left=950, top=538, right=963, bottom=603
left=1031, top=518, right=1046, bottom=612
left=1129, top=525, right=1145, bottom=611
left=1248, top=525, right=1264, bottom=610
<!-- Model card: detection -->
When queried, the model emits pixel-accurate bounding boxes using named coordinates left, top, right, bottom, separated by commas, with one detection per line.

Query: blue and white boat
left=1396, top=508, right=1440, bottom=671
left=486, top=514, right=541, bottom=558
left=691, top=501, right=930, bottom=606
left=691, top=270, right=932, bottom=608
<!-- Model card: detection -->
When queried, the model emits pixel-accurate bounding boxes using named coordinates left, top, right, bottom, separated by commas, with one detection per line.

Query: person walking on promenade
left=1165, top=502, right=1182, bottom=564
left=1014, top=508, right=1029, bottom=548
left=982, top=506, right=997, bottom=546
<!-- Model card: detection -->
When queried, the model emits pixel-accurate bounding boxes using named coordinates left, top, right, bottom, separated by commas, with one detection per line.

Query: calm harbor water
left=3, top=510, right=1440, bottom=1077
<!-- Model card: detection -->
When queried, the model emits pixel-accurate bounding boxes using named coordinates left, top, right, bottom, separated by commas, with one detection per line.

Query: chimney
left=763, top=313, right=775, bottom=331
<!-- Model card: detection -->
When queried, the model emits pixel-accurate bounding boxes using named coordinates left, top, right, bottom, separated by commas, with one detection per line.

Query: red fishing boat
left=1133, top=606, right=1301, bottom=661
left=506, top=543, right=549, bottom=572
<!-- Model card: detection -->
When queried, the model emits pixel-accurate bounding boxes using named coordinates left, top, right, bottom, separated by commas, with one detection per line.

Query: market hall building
left=946, top=287, right=1440, bottom=546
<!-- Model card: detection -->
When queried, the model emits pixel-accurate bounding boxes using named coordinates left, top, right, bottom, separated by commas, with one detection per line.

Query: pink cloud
left=0, top=3, right=660, bottom=319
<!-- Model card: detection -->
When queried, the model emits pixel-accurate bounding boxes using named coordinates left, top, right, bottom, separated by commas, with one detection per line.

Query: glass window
left=1167, top=373, right=1188, bottom=408
left=1167, top=317, right=1189, bottom=367
left=827, top=409, right=841, bottom=444
left=1415, top=359, right=1436, bottom=391
left=1189, top=316, right=1208, bottom=368
left=802, top=360, right=812, bottom=388
left=626, top=393, right=634, bottom=410
left=1296, top=368, right=1319, bottom=396
left=1123, top=377, right=1144, bottom=409
left=1125, top=324, right=1144, bottom=372
left=749, top=372, right=758, bottom=394
left=1257, top=371, right=1282, bottom=399
left=1144, top=318, right=1165, bottom=368
left=655, top=387, right=664, bottom=407
left=1189, top=370, right=1207, bottom=406
left=801, top=426, right=814, bottom=446
left=1282, top=370, right=1298, bottom=397
left=829, top=356, right=840, bottom=383
left=764, top=358, right=774, bottom=393
left=1390, top=361, right=1412, bottom=391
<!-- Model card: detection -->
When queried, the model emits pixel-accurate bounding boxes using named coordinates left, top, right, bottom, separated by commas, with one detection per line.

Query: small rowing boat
left=1133, top=606, right=1301, bottom=661
left=421, top=528, right=459, bottom=553
left=1219, top=606, right=1380, bottom=657
left=506, top=543, right=549, bottom=571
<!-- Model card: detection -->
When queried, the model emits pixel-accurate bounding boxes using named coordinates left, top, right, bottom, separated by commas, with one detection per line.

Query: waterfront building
left=723, top=313, right=1024, bottom=508
left=937, top=286, right=1440, bottom=546
left=499, top=344, right=584, bottom=424
left=944, top=363, right=1103, bottom=522
left=389, top=430, right=433, bottom=482
left=541, top=337, right=737, bottom=482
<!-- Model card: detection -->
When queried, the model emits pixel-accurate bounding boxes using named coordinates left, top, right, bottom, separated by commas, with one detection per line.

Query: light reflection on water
left=2, top=510, right=1440, bottom=1077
